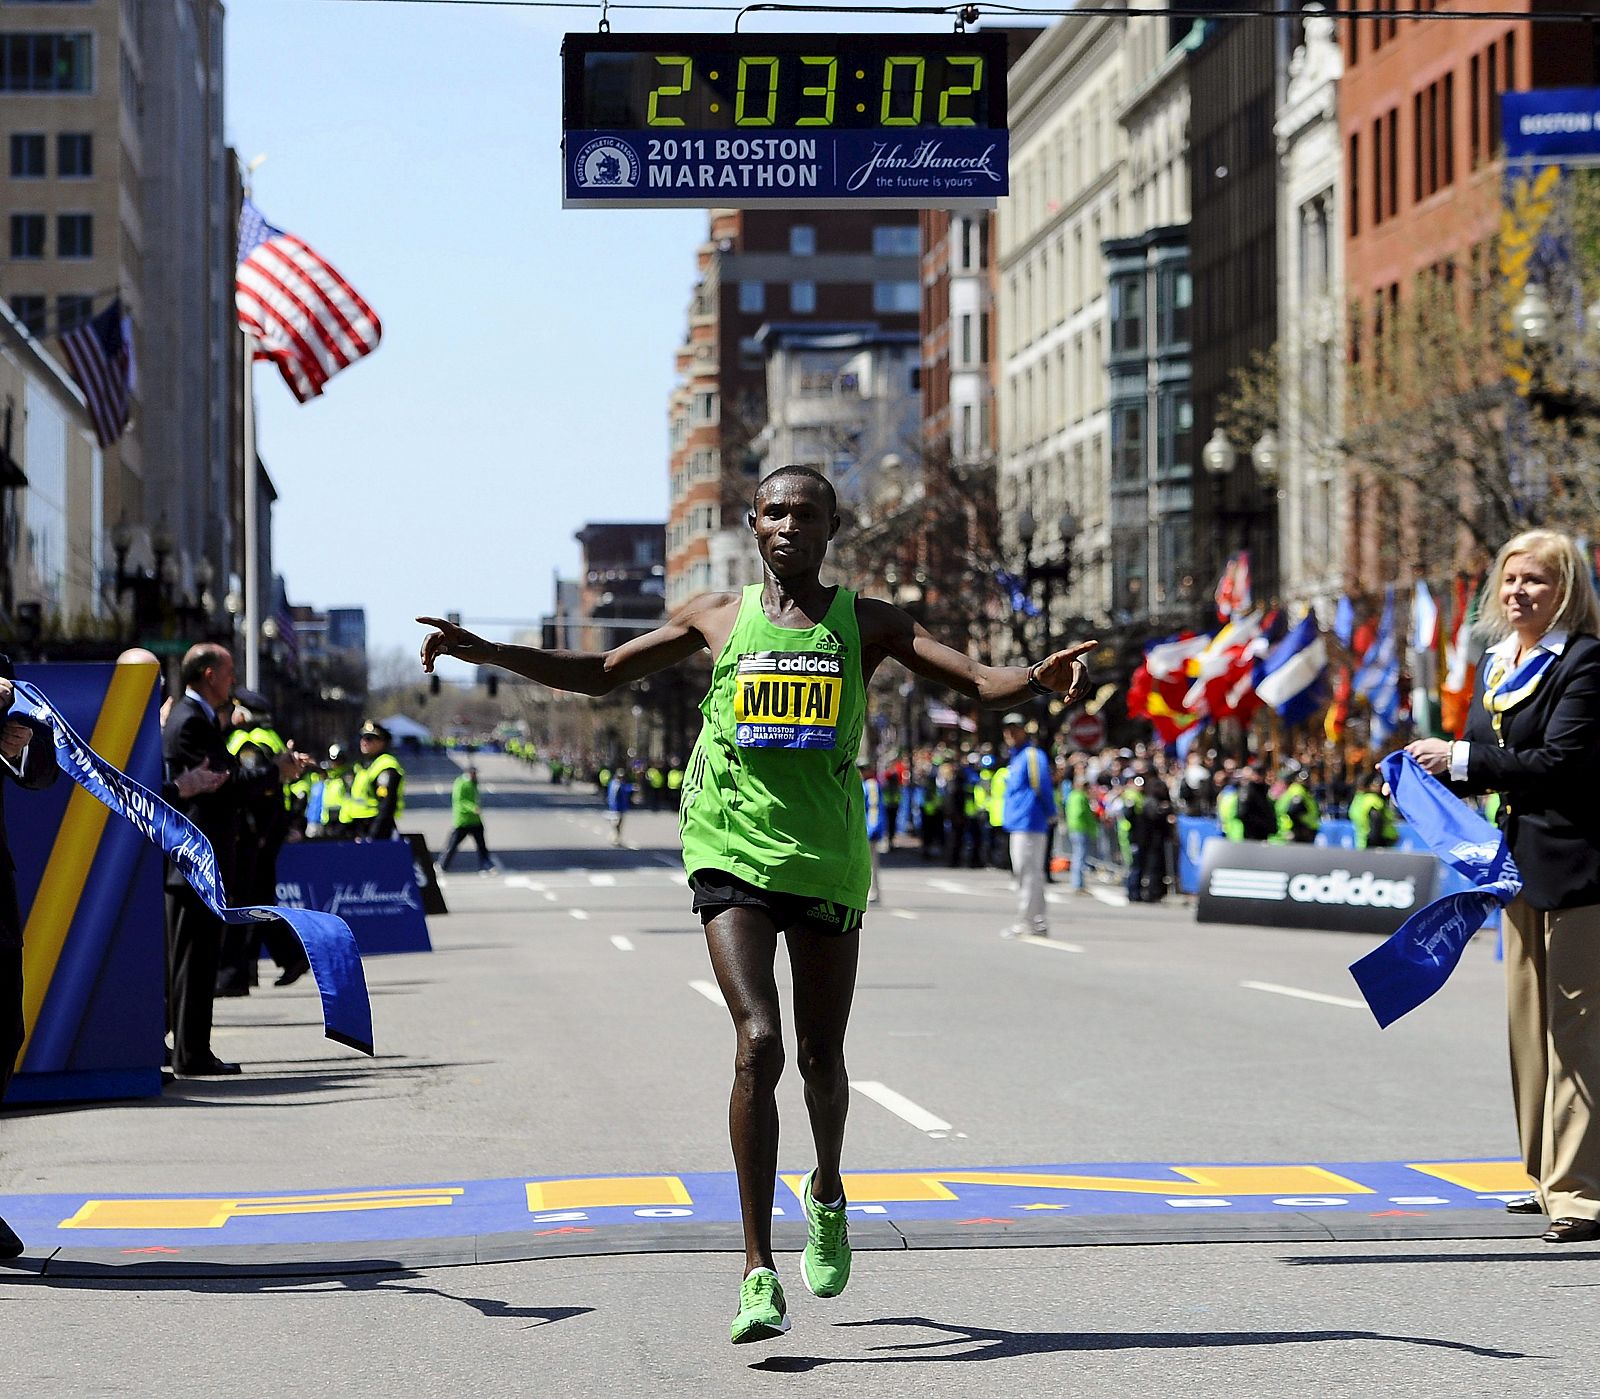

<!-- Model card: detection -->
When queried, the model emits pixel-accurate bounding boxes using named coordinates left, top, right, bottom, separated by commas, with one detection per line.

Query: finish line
left=0, top=1158, right=1548, bottom=1275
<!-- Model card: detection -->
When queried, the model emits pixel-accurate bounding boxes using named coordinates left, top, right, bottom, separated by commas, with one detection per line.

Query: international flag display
left=1440, top=576, right=1478, bottom=737
left=1128, top=632, right=1209, bottom=744
left=59, top=299, right=135, bottom=447
left=1185, top=612, right=1271, bottom=721
left=1255, top=612, right=1329, bottom=726
left=1214, top=551, right=1252, bottom=621
left=236, top=199, right=382, bottom=402
left=1352, top=588, right=1401, bottom=740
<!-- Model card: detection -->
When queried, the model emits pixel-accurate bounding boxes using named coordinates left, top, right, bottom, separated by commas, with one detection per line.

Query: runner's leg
left=704, top=906, right=784, bottom=1275
left=786, top=923, right=859, bottom=1204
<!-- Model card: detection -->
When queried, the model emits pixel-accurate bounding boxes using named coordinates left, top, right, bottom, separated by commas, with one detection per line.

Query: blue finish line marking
left=0, top=1160, right=1531, bottom=1250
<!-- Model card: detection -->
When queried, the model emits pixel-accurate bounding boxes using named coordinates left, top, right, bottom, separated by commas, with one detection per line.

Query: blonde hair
left=1476, top=528, right=1600, bottom=642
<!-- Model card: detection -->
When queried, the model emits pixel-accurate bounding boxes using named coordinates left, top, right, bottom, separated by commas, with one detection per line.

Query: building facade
left=1275, top=10, right=1344, bottom=618
left=575, top=521, right=666, bottom=653
left=664, top=209, right=920, bottom=608
left=997, top=6, right=1130, bottom=633
left=1339, top=1, right=1596, bottom=589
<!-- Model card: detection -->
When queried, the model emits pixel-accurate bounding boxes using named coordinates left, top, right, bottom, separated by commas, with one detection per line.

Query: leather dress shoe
left=1542, top=1217, right=1600, bottom=1244
left=0, top=1214, right=23, bottom=1259
left=214, top=977, right=251, bottom=998
left=274, top=956, right=311, bottom=988
left=1504, top=1194, right=1544, bottom=1215
left=173, top=1057, right=242, bottom=1078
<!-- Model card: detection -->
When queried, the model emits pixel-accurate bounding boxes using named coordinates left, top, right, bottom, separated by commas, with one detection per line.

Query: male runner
left=418, top=465, right=1094, bottom=1344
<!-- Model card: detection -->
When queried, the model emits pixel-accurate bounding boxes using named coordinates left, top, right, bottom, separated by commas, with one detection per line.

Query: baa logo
left=575, top=139, right=640, bottom=189
left=737, top=725, right=755, bottom=745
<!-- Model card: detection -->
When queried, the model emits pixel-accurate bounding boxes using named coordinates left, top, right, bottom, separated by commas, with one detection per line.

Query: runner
left=418, top=465, right=1095, bottom=1344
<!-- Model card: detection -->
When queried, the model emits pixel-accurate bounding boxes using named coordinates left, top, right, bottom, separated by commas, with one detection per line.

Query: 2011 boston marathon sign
left=561, top=32, right=1009, bottom=209
left=12, top=680, right=374, bottom=1056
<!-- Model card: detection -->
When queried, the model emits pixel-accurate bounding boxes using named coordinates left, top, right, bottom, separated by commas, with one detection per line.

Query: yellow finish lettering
left=526, top=1176, right=693, bottom=1211
left=61, top=1188, right=464, bottom=1231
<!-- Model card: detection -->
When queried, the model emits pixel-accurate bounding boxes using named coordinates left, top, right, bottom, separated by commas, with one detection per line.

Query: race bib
left=734, top=650, right=843, bottom=749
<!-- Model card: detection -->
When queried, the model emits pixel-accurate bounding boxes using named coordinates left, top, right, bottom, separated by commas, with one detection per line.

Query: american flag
left=275, top=599, right=302, bottom=669
left=236, top=199, right=381, bottom=403
left=60, top=299, right=135, bottom=447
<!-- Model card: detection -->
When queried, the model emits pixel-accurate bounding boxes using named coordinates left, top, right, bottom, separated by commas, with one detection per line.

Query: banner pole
left=242, top=331, right=261, bottom=691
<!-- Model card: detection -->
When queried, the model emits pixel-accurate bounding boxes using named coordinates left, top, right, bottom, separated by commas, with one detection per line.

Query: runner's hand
left=417, top=616, right=495, bottom=672
left=1030, top=640, right=1097, bottom=704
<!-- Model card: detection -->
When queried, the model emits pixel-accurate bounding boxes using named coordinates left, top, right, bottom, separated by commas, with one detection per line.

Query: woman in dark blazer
left=1407, top=529, right=1600, bottom=1244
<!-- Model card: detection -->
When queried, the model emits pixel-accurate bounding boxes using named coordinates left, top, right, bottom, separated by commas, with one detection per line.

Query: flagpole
left=242, top=331, right=261, bottom=690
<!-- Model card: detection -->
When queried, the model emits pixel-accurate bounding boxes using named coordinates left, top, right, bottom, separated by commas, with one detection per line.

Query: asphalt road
left=3, top=748, right=1595, bottom=1397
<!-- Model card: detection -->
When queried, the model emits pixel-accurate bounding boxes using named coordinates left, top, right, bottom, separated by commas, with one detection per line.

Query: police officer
left=344, top=721, right=406, bottom=839
left=1349, top=770, right=1399, bottom=849
left=216, top=691, right=305, bottom=994
left=312, top=743, right=352, bottom=837
left=1273, top=761, right=1321, bottom=845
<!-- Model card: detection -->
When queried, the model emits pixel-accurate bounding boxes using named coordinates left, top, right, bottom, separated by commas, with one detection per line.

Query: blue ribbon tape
left=1347, top=751, right=1521, bottom=1028
left=13, top=679, right=374, bottom=1056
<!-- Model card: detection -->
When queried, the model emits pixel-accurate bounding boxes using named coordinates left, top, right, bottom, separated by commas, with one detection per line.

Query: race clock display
left=561, top=31, right=1010, bottom=209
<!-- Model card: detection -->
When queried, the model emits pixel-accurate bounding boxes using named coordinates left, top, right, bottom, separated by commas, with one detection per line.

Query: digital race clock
left=561, top=31, right=1010, bottom=209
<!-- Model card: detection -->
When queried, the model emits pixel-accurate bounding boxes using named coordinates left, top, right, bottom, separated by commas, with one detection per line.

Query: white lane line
left=569, top=908, right=590, bottom=921
left=1019, top=935, right=1084, bottom=952
left=689, top=979, right=727, bottom=1008
left=889, top=909, right=919, bottom=921
left=1241, top=980, right=1365, bottom=1010
left=610, top=935, right=635, bottom=952
left=588, top=874, right=617, bottom=887
left=505, top=876, right=548, bottom=892
left=927, top=878, right=976, bottom=896
left=544, top=892, right=559, bottom=902
left=849, top=1079, right=953, bottom=1137
left=1089, top=887, right=1129, bottom=908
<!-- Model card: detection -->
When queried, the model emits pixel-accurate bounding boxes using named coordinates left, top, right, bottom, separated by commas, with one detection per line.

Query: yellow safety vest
left=343, top=752, right=407, bottom=823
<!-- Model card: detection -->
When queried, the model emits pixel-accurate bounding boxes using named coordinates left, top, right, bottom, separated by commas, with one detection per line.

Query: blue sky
left=226, top=1, right=703, bottom=677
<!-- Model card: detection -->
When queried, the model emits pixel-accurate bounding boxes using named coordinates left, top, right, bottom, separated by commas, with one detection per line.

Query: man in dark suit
left=0, top=653, right=62, bottom=1257
left=162, top=643, right=312, bottom=1077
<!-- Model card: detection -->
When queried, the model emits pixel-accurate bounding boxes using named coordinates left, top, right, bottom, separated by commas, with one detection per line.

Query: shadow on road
left=749, top=1315, right=1531, bottom=1371
left=0, top=1265, right=594, bottom=1328
left=1281, top=1249, right=1595, bottom=1266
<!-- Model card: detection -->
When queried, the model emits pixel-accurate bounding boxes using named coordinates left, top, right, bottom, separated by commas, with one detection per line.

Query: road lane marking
left=689, top=979, right=726, bottom=1008
left=505, top=877, right=548, bottom=892
left=1241, top=980, right=1365, bottom=1010
left=1089, top=887, right=1129, bottom=907
left=610, top=935, right=634, bottom=952
left=889, top=909, right=919, bottom=921
left=849, top=1080, right=953, bottom=1137
left=569, top=909, right=590, bottom=921
left=927, top=878, right=975, bottom=896
left=589, top=874, right=617, bottom=887
left=1019, top=935, right=1084, bottom=952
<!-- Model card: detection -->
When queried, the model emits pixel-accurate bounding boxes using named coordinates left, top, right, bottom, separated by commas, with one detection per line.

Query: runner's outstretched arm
left=858, top=598, right=1096, bottom=709
left=417, top=593, right=733, bottom=697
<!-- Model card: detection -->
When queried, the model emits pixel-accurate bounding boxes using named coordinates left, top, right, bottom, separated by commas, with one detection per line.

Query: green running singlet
left=679, top=583, right=871, bottom=911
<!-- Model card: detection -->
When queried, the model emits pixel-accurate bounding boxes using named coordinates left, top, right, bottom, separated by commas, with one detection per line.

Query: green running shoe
left=800, top=1168, right=852, bottom=1298
left=730, top=1268, right=790, bottom=1344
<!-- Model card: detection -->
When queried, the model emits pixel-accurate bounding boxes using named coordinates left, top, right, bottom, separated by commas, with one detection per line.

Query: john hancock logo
left=575, top=138, right=640, bottom=190
left=847, top=139, right=1003, bottom=193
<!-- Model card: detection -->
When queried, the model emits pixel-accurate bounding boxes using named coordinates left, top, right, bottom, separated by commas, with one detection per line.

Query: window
left=959, top=313, right=973, bottom=365
left=1159, top=266, right=1191, bottom=347
left=958, top=218, right=975, bottom=271
left=1111, top=402, right=1145, bottom=484
left=57, top=212, right=91, bottom=258
left=9, top=133, right=44, bottom=178
left=9, top=295, right=45, bottom=338
left=872, top=280, right=919, bottom=313
left=0, top=33, right=93, bottom=92
left=55, top=293, right=92, bottom=335
left=10, top=213, right=44, bottom=259
left=1348, top=131, right=1360, bottom=237
left=694, top=390, right=718, bottom=423
left=789, top=224, right=815, bottom=255
left=960, top=403, right=974, bottom=457
left=1159, top=391, right=1193, bottom=475
left=1111, top=274, right=1144, bottom=355
left=872, top=225, right=919, bottom=257
left=789, top=280, right=816, bottom=313
left=738, top=280, right=764, bottom=313
left=57, top=131, right=90, bottom=177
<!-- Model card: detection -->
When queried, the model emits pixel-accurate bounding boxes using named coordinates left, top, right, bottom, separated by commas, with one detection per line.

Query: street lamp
left=1514, top=280, right=1554, bottom=348
left=1201, top=426, right=1237, bottom=476
left=1250, top=429, right=1280, bottom=487
left=1016, top=504, right=1077, bottom=655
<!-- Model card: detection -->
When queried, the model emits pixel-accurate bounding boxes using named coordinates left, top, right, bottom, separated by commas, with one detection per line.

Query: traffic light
left=430, top=674, right=441, bottom=696
left=447, top=611, right=462, bottom=627
left=487, top=674, right=499, bottom=698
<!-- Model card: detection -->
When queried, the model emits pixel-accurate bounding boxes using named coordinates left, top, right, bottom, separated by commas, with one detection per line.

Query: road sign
left=561, top=31, right=1009, bottom=209
left=1067, top=712, right=1105, bottom=750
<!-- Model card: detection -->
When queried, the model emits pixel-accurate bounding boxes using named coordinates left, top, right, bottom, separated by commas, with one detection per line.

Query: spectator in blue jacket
left=1000, top=715, right=1055, bottom=939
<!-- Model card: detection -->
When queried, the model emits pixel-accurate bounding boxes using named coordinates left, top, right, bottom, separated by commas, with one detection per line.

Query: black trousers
left=440, top=821, right=493, bottom=869
left=0, top=947, right=21, bottom=1100
left=167, top=884, right=224, bottom=1069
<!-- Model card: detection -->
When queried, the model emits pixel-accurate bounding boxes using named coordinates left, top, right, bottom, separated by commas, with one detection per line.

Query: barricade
left=275, top=840, right=432, bottom=955
left=7, top=663, right=165, bottom=1105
